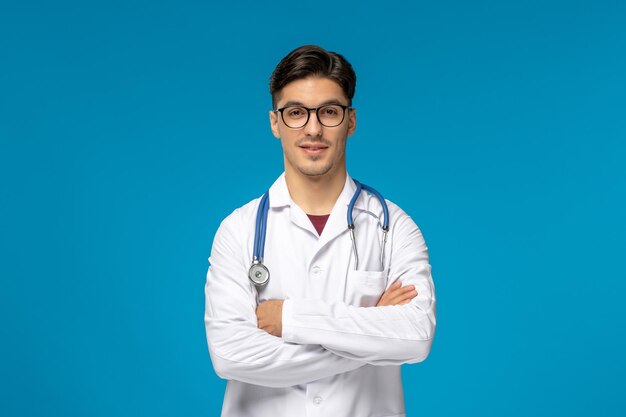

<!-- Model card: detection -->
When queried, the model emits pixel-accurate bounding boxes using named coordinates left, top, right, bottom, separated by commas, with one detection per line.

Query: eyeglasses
left=275, top=104, right=352, bottom=129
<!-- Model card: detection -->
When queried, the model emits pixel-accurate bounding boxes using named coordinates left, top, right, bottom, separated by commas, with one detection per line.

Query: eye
left=286, top=107, right=307, bottom=118
left=320, top=106, right=340, bottom=116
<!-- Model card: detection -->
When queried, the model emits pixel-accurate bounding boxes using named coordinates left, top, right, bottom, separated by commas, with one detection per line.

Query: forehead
left=276, top=76, right=348, bottom=107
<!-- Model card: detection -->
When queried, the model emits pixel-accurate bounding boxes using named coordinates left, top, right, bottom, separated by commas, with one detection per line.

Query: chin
left=297, top=163, right=334, bottom=177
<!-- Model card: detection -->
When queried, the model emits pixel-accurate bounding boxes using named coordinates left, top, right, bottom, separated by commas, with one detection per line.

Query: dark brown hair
left=269, top=45, right=356, bottom=109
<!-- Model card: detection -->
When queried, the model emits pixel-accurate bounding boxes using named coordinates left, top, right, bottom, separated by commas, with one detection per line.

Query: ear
left=347, top=108, right=357, bottom=136
left=269, top=110, right=281, bottom=139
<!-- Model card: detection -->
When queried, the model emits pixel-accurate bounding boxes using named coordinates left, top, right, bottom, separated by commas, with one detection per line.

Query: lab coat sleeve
left=205, top=210, right=365, bottom=388
left=281, top=214, right=436, bottom=365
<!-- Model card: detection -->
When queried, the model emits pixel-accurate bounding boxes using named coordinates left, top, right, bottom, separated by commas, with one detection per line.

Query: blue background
left=1, top=1, right=625, bottom=416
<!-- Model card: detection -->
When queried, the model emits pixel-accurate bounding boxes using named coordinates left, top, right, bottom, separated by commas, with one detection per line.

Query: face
left=269, top=76, right=356, bottom=180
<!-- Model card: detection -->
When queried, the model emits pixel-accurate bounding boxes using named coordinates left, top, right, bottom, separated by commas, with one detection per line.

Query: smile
left=299, top=144, right=329, bottom=156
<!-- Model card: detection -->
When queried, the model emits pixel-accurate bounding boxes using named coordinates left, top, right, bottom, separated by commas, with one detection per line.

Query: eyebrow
left=281, top=99, right=347, bottom=108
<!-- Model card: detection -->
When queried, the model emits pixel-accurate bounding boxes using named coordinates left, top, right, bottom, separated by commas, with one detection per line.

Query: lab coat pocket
left=345, top=269, right=389, bottom=307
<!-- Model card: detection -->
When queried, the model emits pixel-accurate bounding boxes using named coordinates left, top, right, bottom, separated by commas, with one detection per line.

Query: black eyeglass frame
left=274, top=104, right=353, bottom=129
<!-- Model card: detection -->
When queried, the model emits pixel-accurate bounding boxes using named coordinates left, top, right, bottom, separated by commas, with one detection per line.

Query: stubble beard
left=297, top=159, right=334, bottom=177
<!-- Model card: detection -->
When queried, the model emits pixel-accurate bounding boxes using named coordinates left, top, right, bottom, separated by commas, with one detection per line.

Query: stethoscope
left=248, top=180, right=390, bottom=286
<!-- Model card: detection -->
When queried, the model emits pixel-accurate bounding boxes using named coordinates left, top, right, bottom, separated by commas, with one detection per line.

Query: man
left=205, top=45, right=436, bottom=417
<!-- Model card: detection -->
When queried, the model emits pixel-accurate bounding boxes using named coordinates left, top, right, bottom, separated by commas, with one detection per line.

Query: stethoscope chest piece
left=248, top=261, right=270, bottom=286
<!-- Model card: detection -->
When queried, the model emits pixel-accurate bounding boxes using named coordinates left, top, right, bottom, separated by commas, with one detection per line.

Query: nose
left=303, top=109, right=323, bottom=136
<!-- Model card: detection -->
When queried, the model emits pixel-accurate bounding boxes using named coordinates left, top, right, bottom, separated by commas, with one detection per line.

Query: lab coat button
left=312, top=266, right=321, bottom=275
left=313, top=396, right=323, bottom=405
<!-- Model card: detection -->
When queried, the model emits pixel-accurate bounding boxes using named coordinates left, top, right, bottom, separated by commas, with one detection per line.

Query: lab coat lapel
left=314, top=174, right=362, bottom=253
left=289, top=204, right=319, bottom=236
left=315, top=198, right=348, bottom=250
left=269, top=173, right=319, bottom=236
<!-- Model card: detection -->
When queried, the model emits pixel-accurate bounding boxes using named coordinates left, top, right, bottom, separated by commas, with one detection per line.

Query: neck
left=284, top=169, right=347, bottom=215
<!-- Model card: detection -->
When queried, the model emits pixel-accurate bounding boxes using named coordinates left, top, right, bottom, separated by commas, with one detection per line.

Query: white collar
left=267, top=172, right=368, bottom=213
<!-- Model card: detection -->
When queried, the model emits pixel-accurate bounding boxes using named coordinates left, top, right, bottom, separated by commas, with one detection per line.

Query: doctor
left=205, top=45, right=436, bottom=417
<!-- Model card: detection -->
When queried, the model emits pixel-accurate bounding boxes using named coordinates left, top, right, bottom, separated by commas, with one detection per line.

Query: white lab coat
left=205, top=173, right=436, bottom=417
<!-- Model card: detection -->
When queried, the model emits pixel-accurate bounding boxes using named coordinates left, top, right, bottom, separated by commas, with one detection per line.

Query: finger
left=382, top=282, right=410, bottom=297
left=377, top=295, right=390, bottom=306
left=402, top=289, right=418, bottom=299
left=386, top=281, right=402, bottom=292
left=376, top=291, right=393, bottom=306
left=389, top=290, right=418, bottom=305
left=382, top=281, right=400, bottom=293
left=385, top=285, right=415, bottom=299
left=379, top=284, right=398, bottom=301
left=378, top=292, right=403, bottom=306
left=378, top=282, right=409, bottom=306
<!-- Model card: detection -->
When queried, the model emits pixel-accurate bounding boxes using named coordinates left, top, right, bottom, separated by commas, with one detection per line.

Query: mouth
left=299, top=143, right=329, bottom=156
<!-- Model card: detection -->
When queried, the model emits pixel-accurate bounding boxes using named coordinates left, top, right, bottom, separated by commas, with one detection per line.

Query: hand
left=376, top=281, right=417, bottom=307
left=256, top=299, right=284, bottom=337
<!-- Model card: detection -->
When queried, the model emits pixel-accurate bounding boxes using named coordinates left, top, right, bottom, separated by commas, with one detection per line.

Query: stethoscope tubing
left=348, top=180, right=389, bottom=231
left=250, top=180, right=389, bottom=286
left=254, top=192, right=269, bottom=262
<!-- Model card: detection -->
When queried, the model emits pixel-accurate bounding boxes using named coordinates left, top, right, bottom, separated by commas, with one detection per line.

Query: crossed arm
left=256, top=281, right=418, bottom=337
left=205, top=210, right=435, bottom=387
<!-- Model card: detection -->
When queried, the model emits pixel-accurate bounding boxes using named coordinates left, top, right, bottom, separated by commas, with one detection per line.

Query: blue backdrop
left=1, top=1, right=625, bottom=416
